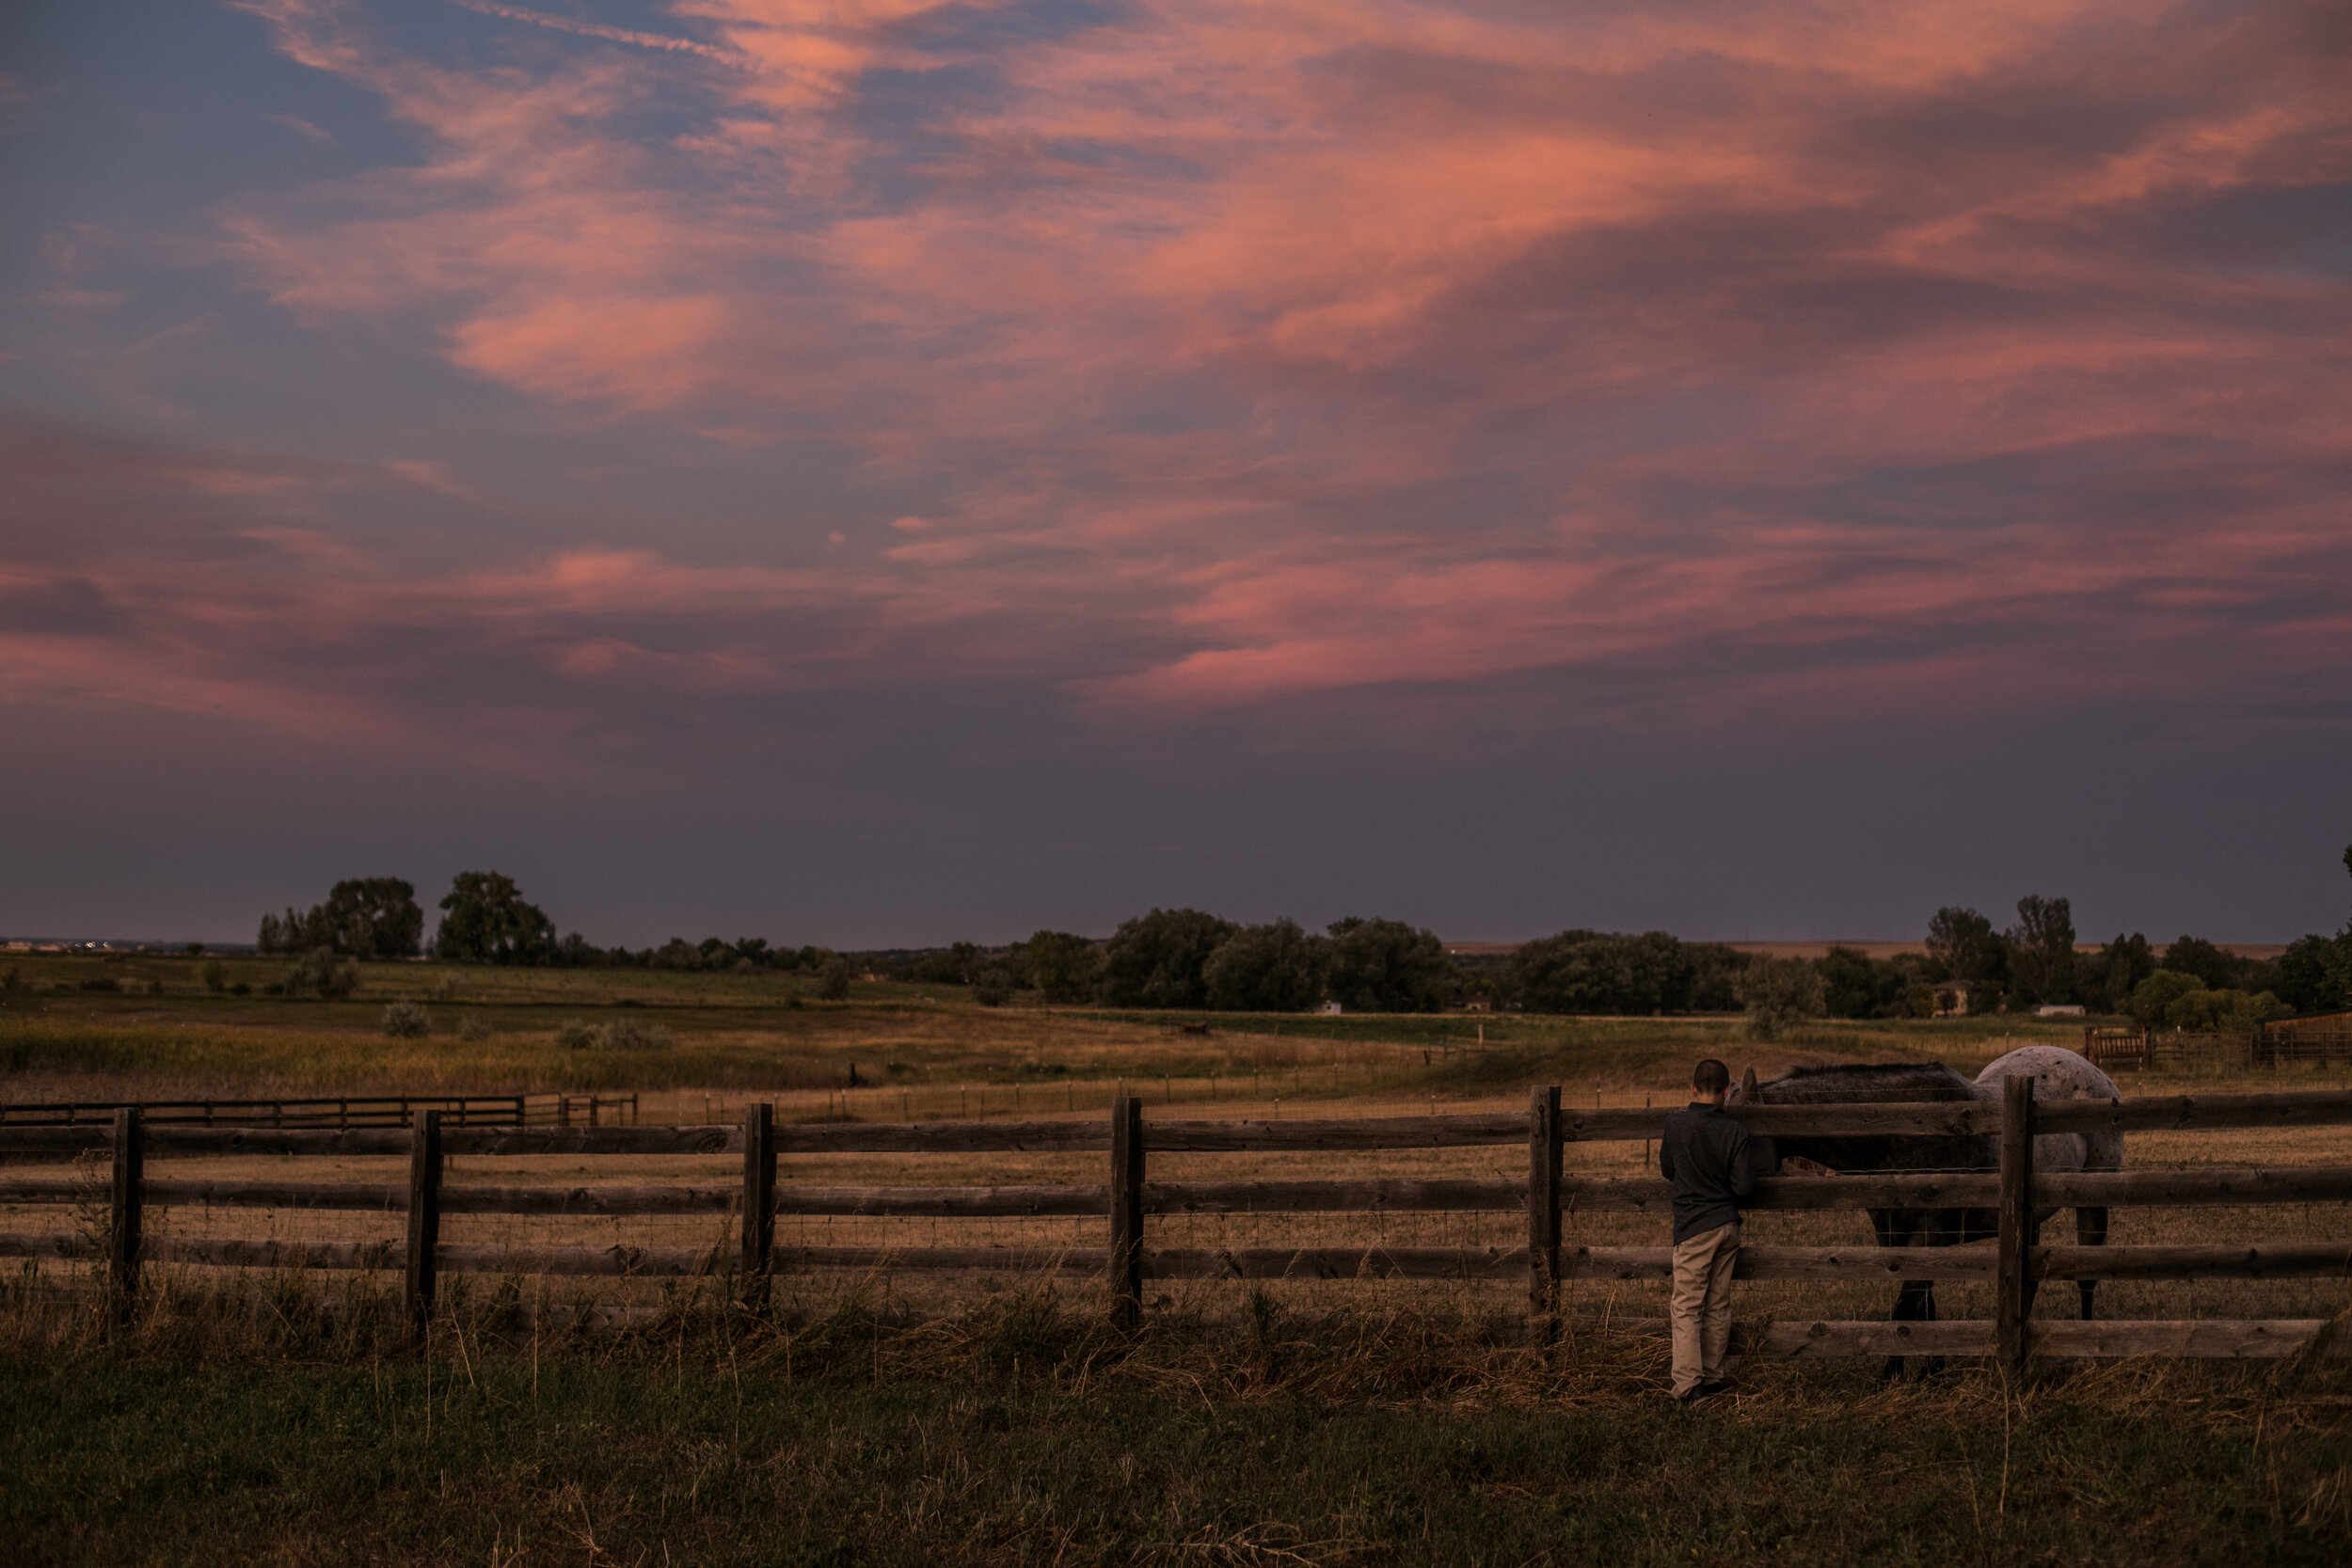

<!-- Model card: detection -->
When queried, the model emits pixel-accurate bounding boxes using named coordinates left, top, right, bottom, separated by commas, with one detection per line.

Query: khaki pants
left=1670, top=1221, right=1740, bottom=1395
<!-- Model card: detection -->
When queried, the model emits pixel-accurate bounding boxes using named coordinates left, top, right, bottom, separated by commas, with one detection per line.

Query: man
left=1658, top=1057, right=1763, bottom=1402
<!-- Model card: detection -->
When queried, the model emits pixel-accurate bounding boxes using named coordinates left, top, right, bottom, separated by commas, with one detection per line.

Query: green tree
left=433, top=872, right=556, bottom=966
left=1508, top=931, right=1693, bottom=1014
left=1020, top=931, right=1104, bottom=1005
left=257, top=879, right=424, bottom=960
left=1739, top=957, right=1823, bottom=1041
left=1322, top=917, right=1454, bottom=1013
left=2123, top=971, right=2204, bottom=1028
left=1202, top=919, right=1327, bottom=1012
left=1925, top=907, right=2006, bottom=989
left=1098, top=909, right=1237, bottom=1008
left=2078, top=933, right=2153, bottom=1014
left=2004, top=895, right=2076, bottom=1006
left=1818, top=946, right=1909, bottom=1020
left=2160, top=935, right=2244, bottom=991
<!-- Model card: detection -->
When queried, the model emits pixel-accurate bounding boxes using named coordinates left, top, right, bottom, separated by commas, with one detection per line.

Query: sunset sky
left=4, top=0, right=2349, bottom=947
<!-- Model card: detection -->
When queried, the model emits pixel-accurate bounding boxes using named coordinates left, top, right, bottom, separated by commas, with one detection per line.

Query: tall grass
left=7, top=1269, right=2352, bottom=1565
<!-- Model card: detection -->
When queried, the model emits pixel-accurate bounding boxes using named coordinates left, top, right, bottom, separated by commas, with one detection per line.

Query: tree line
left=255, top=844, right=2352, bottom=1020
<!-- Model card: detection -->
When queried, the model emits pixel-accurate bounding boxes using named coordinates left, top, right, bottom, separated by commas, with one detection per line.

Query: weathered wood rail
left=6, top=1086, right=2352, bottom=1365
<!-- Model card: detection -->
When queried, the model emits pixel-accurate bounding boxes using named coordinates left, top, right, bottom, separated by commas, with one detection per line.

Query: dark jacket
left=1659, top=1102, right=1763, bottom=1244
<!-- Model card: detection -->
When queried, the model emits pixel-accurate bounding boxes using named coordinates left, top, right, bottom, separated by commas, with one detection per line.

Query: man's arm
left=1726, top=1125, right=1757, bottom=1198
left=1658, top=1123, right=1677, bottom=1182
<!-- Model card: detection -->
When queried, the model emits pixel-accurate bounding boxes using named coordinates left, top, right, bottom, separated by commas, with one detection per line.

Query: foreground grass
left=11, top=1354, right=2352, bottom=1565
left=8, top=1283, right=2352, bottom=1566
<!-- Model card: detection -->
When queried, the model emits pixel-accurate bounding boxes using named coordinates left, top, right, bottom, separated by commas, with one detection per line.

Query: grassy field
left=11, top=954, right=2352, bottom=1562
left=8, top=1284, right=2352, bottom=1565
left=0, top=950, right=2185, bottom=1107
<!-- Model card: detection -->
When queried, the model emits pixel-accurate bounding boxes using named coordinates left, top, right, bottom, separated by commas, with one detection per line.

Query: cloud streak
left=21, top=1, right=2352, bottom=771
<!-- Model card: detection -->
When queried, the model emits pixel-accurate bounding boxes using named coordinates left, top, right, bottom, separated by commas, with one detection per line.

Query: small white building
left=1317, top=1000, right=1343, bottom=1015
left=2034, top=1004, right=2087, bottom=1018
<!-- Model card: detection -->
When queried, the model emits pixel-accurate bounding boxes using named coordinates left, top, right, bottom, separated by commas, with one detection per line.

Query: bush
left=817, top=956, right=852, bottom=1002
left=2123, top=971, right=2204, bottom=1028
left=199, top=959, right=228, bottom=993
left=380, top=1002, right=431, bottom=1038
left=1739, top=957, right=1824, bottom=1041
left=557, top=1017, right=674, bottom=1051
left=284, top=948, right=358, bottom=1001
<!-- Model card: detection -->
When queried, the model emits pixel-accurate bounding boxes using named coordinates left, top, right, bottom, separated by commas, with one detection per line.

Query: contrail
left=442, top=0, right=754, bottom=67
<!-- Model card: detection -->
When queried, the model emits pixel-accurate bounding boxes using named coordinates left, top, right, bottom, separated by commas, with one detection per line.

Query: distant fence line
left=2085, top=1022, right=2352, bottom=1071
left=4, top=1088, right=2352, bottom=1365
left=0, top=1094, right=638, bottom=1130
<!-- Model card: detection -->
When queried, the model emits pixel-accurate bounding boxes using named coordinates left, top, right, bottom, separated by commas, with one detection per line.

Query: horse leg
left=2075, top=1206, right=2109, bottom=1321
left=1872, top=1210, right=1918, bottom=1380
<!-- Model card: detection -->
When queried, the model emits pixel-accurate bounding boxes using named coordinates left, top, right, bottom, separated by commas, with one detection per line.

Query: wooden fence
left=5, top=1085, right=2352, bottom=1368
left=0, top=1093, right=638, bottom=1129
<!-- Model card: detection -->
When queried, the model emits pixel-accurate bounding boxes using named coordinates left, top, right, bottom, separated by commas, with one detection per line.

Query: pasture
left=8, top=954, right=2352, bottom=1562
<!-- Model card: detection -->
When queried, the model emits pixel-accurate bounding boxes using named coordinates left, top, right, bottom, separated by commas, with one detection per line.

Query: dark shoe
left=1699, top=1376, right=1736, bottom=1398
left=1673, top=1382, right=1721, bottom=1404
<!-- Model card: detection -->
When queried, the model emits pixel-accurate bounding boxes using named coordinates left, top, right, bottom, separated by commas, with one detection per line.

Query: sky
left=2, top=0, right=2349, bottom=949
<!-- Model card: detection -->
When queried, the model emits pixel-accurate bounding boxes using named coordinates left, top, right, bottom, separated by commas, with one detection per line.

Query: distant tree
left=434, top=872, right=556, bottom=966
left=2123, top=971, right=2205, bottom=1028
left=970, top=959, right=1020, bottom=1006
left=2274, top=933, right=2352, bottom=1015
left=256, top=879, right=424, bottom=960
left=198, top=958, right=228, bottom=994
left=2160, top=935, right=2245, bottom=991
left=2004, top=895, right=2076, bottom=1006
left=1322, top=917, right=1454, bottom=1013
left=1685, top=943, right=1752, bottom=1012
left=650, top=938, right=705, bottom=971
left=735, top=938, right=772, bottom=967
left=2077, top=933, right=2154, bottom=1014
left=1739, top=958, right=1824, bottom=1041
left=1819, top=946, right=1910, bottom=1020
left=909, top=942, right=981, bottom=986
left=815, top=952, right=852, bottom=1001
left=1203, top=919, right=1327, bottom=1012
left=1925, top=907, right=2006, bottom=990
left=1098, top=909, right=1237, bottom=1008
left=1508, top=931, right=1694, bottom=1015
left=1020, top=931, right=1104, bottom=1005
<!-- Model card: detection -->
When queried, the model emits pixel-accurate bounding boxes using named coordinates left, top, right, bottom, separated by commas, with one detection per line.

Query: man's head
left=1691, top=1058, right=1730, bottom=1103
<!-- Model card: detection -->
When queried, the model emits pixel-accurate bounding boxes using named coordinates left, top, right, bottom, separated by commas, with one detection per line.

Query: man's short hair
left=1692, top=1058, right=1731, bottom=1096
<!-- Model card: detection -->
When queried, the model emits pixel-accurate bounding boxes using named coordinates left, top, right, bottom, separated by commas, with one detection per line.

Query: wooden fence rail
left=8, top=1085, right=2352, bottom=1365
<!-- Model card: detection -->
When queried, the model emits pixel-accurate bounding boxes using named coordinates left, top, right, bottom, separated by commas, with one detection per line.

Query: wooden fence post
left=405, top=1109, right=442, bottom=1334
left=1995, top=1073, right=2036, bottom=1375
left=741, top=1102, right=775, bottom=1304
left=106, top=1107, right=143, bottom=1338
left=1528, top=1085, right=1563, bottom=1342
left=1109, top=1092, right=1145, bottom=1333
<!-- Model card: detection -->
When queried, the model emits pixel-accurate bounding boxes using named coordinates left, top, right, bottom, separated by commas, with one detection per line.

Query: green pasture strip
left=8, top=1351, right=2351, bottom=1566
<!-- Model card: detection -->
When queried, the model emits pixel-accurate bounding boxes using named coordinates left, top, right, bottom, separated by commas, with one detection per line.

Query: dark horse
left=1729, top=1062, right=1996, bottom=1372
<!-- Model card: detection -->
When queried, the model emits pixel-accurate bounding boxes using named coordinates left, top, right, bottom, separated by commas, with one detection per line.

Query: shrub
left=229, top=981, right=251, bottom=996
left=556, top=1017, right=675, bottom=1051
left=380, top=1002, right=431, bottom=1038
left=284, top=948, right=358, bottom=1001
left=1739, top=957, right=1824, bottom=1041
left=817, top=956, right=852, bottom=1002
left=198, top=959, right=228, bottom=993
left=2124, top=971, right=2204, bottom=1028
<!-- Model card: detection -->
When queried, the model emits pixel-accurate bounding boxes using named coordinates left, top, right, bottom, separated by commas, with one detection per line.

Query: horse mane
left=1742, top=1061, right=1979, bottom=1103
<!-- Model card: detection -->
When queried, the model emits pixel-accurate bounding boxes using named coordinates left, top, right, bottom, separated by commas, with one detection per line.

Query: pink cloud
left=29, top=1, right=2327, bottom=752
